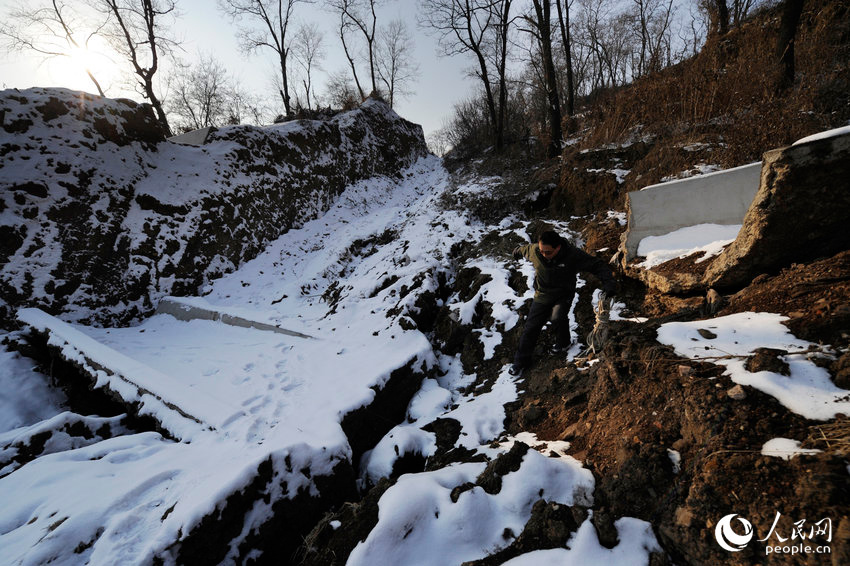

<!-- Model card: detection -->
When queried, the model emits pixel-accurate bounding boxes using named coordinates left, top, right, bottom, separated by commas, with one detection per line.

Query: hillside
left=1, top=88, right=426, bottom=326
left=2, top=2, right=850, bottom=561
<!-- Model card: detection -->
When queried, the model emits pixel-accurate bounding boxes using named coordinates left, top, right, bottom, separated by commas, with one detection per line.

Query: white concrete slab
left=623, top=162, right=761, bottom=259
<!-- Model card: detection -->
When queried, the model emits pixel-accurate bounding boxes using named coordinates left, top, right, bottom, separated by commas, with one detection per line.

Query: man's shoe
left=551, top=344, right=569, bottom=355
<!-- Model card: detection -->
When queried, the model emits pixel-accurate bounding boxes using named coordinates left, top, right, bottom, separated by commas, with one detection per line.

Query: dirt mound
left=720, top=250, right=850, bottom=348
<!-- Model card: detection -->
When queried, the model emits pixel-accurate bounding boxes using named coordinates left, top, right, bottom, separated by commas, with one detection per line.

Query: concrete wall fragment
left=623, top=162, right=761, bottom=259
left=167, top=126, right=213, bottom=145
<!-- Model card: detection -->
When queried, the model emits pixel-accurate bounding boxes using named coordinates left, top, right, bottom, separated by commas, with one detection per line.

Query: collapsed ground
left=291, top=148, right=850, bottom=565
left=2, top=89, right=849, bottom=564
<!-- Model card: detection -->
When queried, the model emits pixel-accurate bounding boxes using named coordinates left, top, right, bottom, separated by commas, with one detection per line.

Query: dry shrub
left=572, top=0, right=850, bottom=168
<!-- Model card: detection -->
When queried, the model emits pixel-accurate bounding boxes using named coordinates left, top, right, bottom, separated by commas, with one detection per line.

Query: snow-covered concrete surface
left=623, top=162, right=760, bottom=259
left=792, top=124, right=850, bottom=145
left=636, top=223, right=742, bottom=268
left=154, top=296, right=315, bottom=338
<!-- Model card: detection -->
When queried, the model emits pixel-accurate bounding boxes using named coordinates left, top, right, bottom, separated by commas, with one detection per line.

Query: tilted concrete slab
left=621, top=127, right=850, bottom=293
left=155, top=296, right=316, bottom=339
left=623, top=162, right=761, bottom=260
left=16, top=308, right=242, bottom=439
left=167, top=126, right=213, bottom=145
left=705, top=129, right=850, bottom=289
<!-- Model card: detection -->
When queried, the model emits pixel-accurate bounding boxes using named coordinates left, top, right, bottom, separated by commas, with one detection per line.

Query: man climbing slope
left=510, top=229, right=617, bottom=376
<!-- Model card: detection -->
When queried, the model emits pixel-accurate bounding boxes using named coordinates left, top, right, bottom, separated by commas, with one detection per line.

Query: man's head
left=538, top=230, right=562, bottom=259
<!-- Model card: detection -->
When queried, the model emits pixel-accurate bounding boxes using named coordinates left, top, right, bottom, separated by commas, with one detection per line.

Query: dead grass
left=572, top=0, right=850, bottom=170
left=807, top=418, right=850, bottom=456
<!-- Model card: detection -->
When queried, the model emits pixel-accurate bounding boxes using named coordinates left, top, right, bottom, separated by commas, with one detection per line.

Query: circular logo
left=715, top=514, right=754, bottom=552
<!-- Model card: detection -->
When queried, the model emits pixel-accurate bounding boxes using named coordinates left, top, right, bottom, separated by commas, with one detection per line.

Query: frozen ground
left=5, top=148, right=846, bottom=565
left=3, top=155, right=660, bottom=565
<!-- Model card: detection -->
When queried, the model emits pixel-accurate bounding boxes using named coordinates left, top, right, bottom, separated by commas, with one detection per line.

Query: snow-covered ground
left=657, top=312, right=850, bottom=420
left=2, top=154, right=663, bottom=565
left=5, top=142, right=846, bottom=564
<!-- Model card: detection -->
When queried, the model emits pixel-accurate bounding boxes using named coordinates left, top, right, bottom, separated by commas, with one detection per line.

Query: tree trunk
left=86, top=69, right=106, bottom=97
left=714, top=0, right=730, bottom=36
left=339, top=20, right=366, bottom=100
left=495, top=0, right=512, bottom=150
left=532, top=0, right=563, bottom=158
left=473, top=47, right=498, bottom=145
left=144, top=77, right=172, bottom=136
left=555, top=0, right=574, bottom=116
left=776, top=0, right=805, bottom=90
left=465, top=4, right=498, bottom=149
left=280, top=50, right=292, bottom=115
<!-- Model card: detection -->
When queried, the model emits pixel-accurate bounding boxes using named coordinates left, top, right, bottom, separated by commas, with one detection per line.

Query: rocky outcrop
left=0, top=88, right=427, bottom=326
left=705, top=131, right=850, bottom=289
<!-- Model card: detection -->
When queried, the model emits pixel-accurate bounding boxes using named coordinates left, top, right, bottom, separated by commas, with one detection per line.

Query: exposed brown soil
left=499, top=234, right=850, bottom=564
left=721, top=250, right=850, bottom=347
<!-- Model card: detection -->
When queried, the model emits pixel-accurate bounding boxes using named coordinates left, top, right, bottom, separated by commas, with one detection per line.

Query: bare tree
left=0, top=0, right=109, bottom=96
left=168, top=53, right=233, bottom=131
left=375, top=19, right=419, bottom=108
left=226, top=90, right=272, bottom=124
left=527, top=0, right=562, bottom=157
left=291, top=22, right=325, bottom=110
left=220, top=0, right=309, bottom=117
left=708, top=0, right=730, bottom=36
left=327, top=0, right=381, bottom=95
left=676, top=1, right=706, bottom=59
left=554, top=0, right=575, bottom=116
left=731, top=0, right=757, bottom=26
left=98, top=0, right=178, bottom=135
left=631, top=0, right=674, bottom=75
left=421, top=0, right=514, bottom=150
left=324, top=67, right=360, bottom=109
left=776, top=0, right=804, bottom=90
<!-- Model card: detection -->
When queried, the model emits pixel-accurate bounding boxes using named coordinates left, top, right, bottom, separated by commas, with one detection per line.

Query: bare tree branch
left=220, top=0, right=310, bottom=116
left=0, top=0, right=109, bottom=95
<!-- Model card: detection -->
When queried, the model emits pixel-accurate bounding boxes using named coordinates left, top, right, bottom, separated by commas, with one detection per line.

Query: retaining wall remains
left=622, top=162, right=762, bottom=260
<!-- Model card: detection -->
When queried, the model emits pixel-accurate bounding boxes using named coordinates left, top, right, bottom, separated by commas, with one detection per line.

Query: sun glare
left=68, top=46, right=97, bottom=72
left=48, top=39, right=118, bottom=95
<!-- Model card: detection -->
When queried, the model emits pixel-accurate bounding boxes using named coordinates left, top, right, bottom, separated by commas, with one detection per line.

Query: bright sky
left=0, top=0, right=475, bottom=137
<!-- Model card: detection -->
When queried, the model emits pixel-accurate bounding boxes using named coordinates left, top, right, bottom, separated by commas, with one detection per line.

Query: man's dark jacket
left=515, top=242, right=616, bottom=305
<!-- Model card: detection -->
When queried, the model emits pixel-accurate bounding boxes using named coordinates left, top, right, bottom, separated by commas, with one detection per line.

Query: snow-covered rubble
left=657, top=312, right=850, bottom=420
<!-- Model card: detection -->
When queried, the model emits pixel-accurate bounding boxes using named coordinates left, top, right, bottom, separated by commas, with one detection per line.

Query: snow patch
left=657, top=312, right=850, bottom=420
left=636, top=223, right=741, bottom=268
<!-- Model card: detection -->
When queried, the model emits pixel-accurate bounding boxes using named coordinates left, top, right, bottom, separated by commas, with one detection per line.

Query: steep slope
left=0, top=88, right=426, bottom=326
left=3, top=88, right=849, bottom=566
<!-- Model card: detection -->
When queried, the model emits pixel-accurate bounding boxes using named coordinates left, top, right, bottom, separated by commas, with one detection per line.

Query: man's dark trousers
left=513, top=297, right=572, bottom=369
